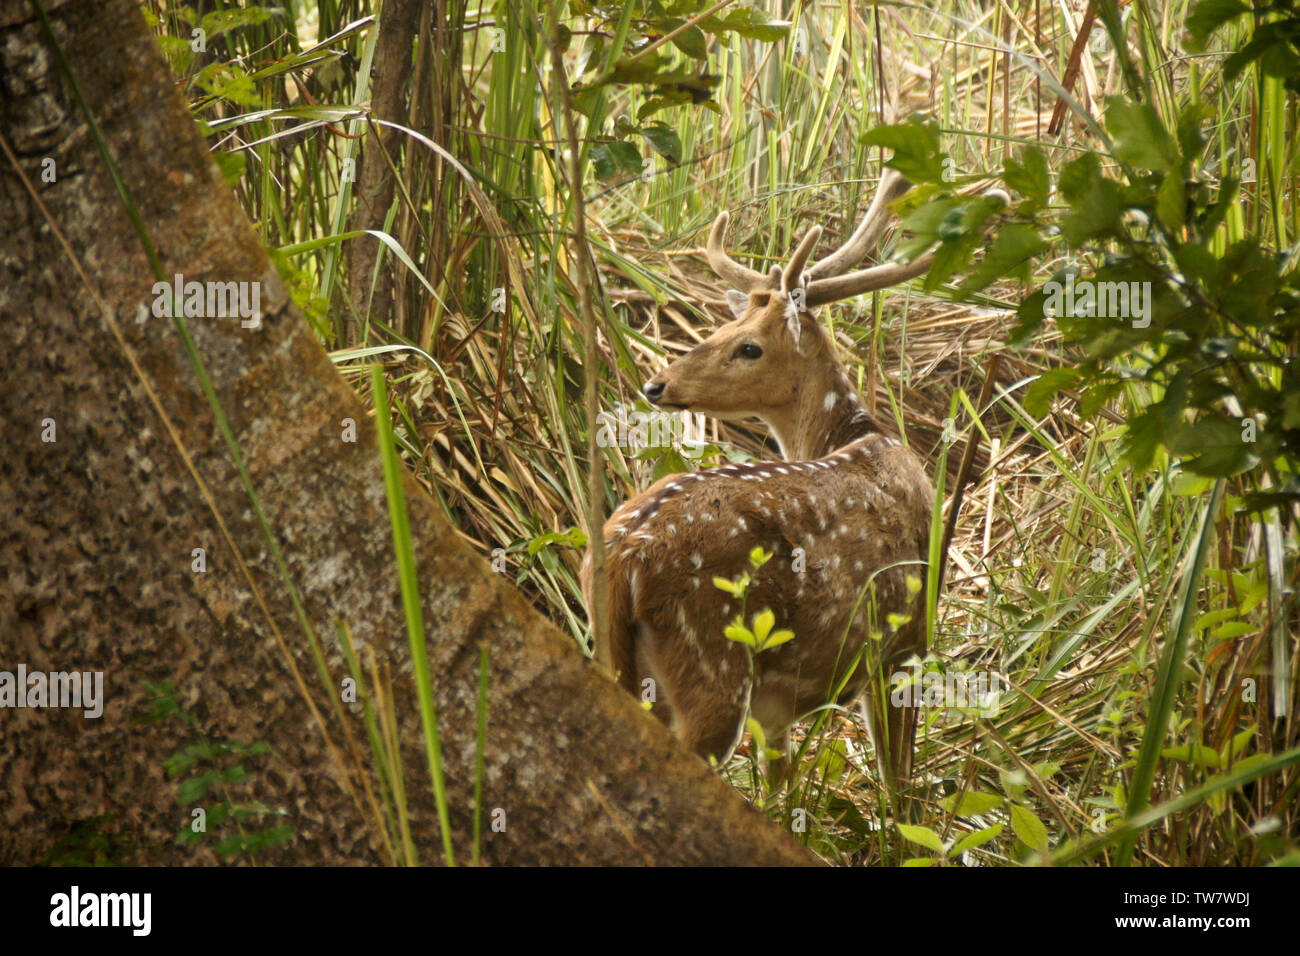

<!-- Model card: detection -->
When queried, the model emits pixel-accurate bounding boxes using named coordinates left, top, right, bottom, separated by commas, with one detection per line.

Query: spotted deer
left=583, top=169, right=935, bottom=791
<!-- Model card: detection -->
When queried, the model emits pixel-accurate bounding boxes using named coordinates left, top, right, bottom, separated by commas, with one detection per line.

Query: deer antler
left=707, top=211, right=771, bottom=292
left=805, top=168, right=912, bottom=281
left=706, top=167, right=932, bottom=305
left=781, top=225, right=822, bottom=292
left=803, top=166, right=935, bottom=306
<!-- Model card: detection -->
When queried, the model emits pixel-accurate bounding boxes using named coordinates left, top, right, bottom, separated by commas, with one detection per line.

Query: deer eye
left=736, top=343, right=763, bottom=360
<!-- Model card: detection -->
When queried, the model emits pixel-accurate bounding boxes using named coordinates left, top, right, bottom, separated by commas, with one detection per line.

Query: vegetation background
left=140, top=0, right=1299, bottom=865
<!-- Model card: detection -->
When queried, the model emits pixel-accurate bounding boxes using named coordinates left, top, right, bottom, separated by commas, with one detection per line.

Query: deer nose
left=643, top=380, right=665, bottom=403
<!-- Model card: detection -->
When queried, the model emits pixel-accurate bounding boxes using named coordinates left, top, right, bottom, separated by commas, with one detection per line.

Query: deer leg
left=884, top=692, right=919, bottom=821
left=860, top=686, right=912, bottom=819
left=751, top=682, right=798, bottom=788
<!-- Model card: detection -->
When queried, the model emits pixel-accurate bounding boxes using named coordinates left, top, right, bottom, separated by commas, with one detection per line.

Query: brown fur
left=583, top=290, right=933, bottom=786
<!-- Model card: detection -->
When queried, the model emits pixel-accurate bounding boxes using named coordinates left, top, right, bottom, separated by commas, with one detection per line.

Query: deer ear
left=725, top=289, right=749, bottom=320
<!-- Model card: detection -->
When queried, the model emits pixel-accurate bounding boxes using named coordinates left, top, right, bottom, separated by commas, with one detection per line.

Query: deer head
left=643, top=168, right=933, bottom=459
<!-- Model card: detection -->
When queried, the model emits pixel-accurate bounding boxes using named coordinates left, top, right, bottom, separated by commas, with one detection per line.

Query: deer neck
left=764, top=356, right=876, bottom=461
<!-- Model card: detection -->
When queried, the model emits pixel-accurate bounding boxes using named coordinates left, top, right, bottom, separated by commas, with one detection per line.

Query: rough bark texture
left=0, top=0, right=813, bottom=866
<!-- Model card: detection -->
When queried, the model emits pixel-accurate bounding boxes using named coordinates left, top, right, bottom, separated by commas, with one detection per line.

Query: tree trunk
left=344, top=0, right=422, bottom=343
left=0, top=0, right=813, bottom=867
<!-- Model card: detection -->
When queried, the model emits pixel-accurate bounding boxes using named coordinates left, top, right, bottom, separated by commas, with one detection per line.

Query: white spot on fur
left=823, top=390, right=838, bottom=411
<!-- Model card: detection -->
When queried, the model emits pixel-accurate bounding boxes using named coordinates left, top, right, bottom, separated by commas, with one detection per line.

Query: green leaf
left=665, top=21, right=708, bottom=59
left=637, top=90, right=692, bottom=120
left=763, top=628, right=796, bottom=649
left=1002, top=147, right=1050, bottom=209
left=861, top=116, right=947, bottom=184
left=1058, top=150, right=1102, bottom=202
left=638, top=123, right=682, bottom=164
left=1105, top=97, right=1180, bottom=173
left=590, top=141, right=643, bottom=181
left=702, top=8, right=791, bottom=43
left=1009, top=804, right=1049, bottom=852
left=1161, top=743, right=1221, bottom=768
left=1281, top=391, right=1300, bottom=430
left=1193, top=607, right=1239, bottom=631
left=1229, top=726, right=1257, bottom=759
left=1171, top=414, right=1256, bottom=476
left=1157, top=173, right=1186, bottom=231
left=713, top=574, right=748, bottom=596
left=1023, top=366, right=1082, bottom=417
left=527, top=527, right=588, bottom=555
left=949, top=823, right=1004, bottom=857
left=1210, top=621, right=1254, bottom=640
left=176, top=771, right=221, bottom=804
left=215, top=834, right=247, bottom=859
left=959, top=224, right=1044, bottom=292
left=941, top=790, right=1004, bottom=816
left=751, top=608, right=775, bottom=644
left=650, top=445, right=691, bottom=482
left=1185, top=0, right=1250, bottom=50
left=724, top=622, right=756, bottom=647
left=1031, top=760, right=1062, bottom=781
left=213, top=151, right=247, bottom=188
left=897, top=823, right=945, bottom=854
left=1171, top=471, right=1214, bottom=495
left=199, top=6, right=276, bottom=40
left=1176, top=101, right=1215, bottom=161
